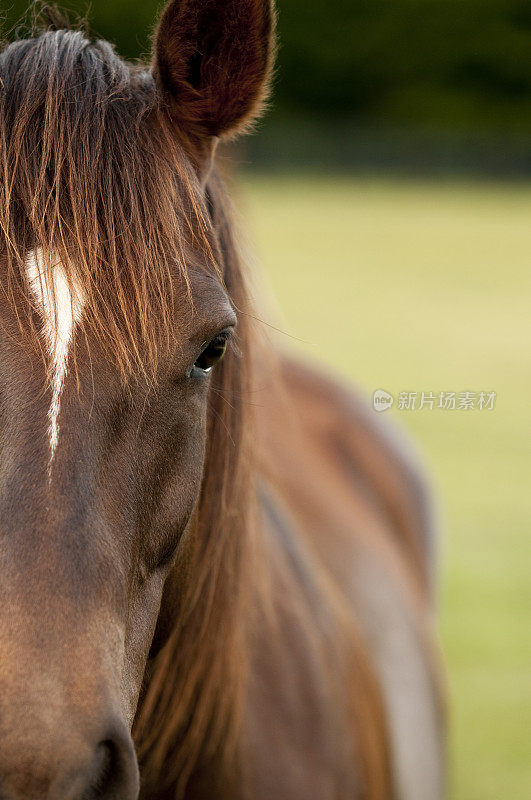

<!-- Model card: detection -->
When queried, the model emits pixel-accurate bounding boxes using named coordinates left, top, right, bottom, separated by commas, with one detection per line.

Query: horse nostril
left=85, top=730, right=139, bottom=800
left=90, top=741, right=115, bottom=796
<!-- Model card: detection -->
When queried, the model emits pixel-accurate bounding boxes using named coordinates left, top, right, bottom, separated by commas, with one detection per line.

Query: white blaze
left=26, top=248, right=84, bottom=470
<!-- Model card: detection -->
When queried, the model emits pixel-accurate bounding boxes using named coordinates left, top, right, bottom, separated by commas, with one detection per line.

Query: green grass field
left=240, top=175, right=531, bottom=800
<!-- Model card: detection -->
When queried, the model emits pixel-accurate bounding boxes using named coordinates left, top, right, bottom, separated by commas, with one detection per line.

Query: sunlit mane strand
left=0, top=23, right=216, bottom=378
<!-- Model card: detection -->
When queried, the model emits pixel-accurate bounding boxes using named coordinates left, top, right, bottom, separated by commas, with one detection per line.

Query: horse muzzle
left=0, top=712, right=139, bottom=800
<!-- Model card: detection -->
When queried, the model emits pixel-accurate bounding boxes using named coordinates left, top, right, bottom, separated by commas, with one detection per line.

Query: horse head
left=0, top=1, right=274, bottom=796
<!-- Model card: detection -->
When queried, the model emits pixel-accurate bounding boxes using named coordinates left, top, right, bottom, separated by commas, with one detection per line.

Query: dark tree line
left=3, top=0, right=531, bottom=133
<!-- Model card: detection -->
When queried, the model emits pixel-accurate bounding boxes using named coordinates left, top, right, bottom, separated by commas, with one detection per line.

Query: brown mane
left=133, top=173, right=260, bottom=795
left=0, top=15, right=217, bottom=378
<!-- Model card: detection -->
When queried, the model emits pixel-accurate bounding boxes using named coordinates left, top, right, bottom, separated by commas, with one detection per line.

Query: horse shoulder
left=253, top=355, right=445, bottom=800
left=243, top=485, right=371, bottom=800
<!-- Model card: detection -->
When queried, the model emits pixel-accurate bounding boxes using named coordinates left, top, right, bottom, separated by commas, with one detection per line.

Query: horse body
left=0, top=2, right=444, bottom=798
left=247, top=359, right=444, bottom=800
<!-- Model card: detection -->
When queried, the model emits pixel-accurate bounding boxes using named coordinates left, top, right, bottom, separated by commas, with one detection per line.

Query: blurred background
left=3, top=2, right=530, bottom=798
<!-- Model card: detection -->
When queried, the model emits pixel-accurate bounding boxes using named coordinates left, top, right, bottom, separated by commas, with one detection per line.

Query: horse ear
left=152, top=0, right=275, bottom=144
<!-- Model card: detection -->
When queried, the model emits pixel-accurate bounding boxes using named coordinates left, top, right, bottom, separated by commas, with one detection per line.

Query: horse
left=0, top=2, right=444, bottom=798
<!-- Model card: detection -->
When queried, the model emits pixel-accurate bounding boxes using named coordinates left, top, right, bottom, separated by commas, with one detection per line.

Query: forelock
left=0, top=24, right=217, bottom=377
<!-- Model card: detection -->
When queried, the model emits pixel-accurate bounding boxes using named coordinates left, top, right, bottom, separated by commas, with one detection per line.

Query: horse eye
left=193, top=332, right=229, bottom=375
